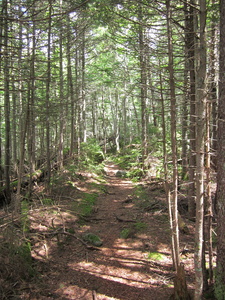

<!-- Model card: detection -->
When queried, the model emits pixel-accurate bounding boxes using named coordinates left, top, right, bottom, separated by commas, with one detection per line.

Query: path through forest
left=14, top=162, right=195, bottom=299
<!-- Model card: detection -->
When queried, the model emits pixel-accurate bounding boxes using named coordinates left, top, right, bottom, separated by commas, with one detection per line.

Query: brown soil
left=1, top=162, right=197, bottom=300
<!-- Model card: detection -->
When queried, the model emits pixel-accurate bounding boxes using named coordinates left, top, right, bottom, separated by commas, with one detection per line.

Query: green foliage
left=215, top=266, right=225, bottom=300
left=21, top=200, right=30, bottom=233
left=41, top=198, right=54, bottom=206
left=89, top=181, right=107, bottom=193
left=134, top=221, right=147, bottom=231
left=0, top=238, right=35, bottom=281
left=82, top=233, right=103, bottom=246
left=133, top=184, right=148, bottom=200
left=15, top=242, right=32, bottom=262
left=147, top=252, right=167, bottom=262
left=66, top=228, right=75, bottom=234
left=127, top=168, right=144, bottom=180
left=120, top=221, right=147, bottom=239
left=79, top=192, right=98, bottom=217
left=115, top=145, right=141, bottom=171
left=80, top=139, right=105, bottom=167
left=120, top=228, right=132, bottom=239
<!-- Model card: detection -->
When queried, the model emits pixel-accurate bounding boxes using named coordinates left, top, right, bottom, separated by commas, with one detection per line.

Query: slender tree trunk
left=0, top=4, right=2, bottom=186
left=132, top=95, right=141, bottom=137
left=166, top=0, right=180, bottom=272
left=205, top=100, right=213, bottom=286
left=186, top=0, right=197, bottom=219
left=67, top=17, right=76, bottom=156
left=46, top=0, right=52, bottom=188
left=138, top=4, right=148, bottom=162
left=194, top=0, right=207, bottom=298
left=28, top=16, right=36, bottom=197
left=209, top=0, right=218, bottom=169
left=3, top=0, right=11, bottom=203
left=115, top=90, right=120, bottom=152
left=14, top=8, right=25, bottom=213
left=101, top=90, right=107, bottom=154
left=215, top=0, right=225, bottom=298
left=81, top=24, right=86, bottom=143
left=58, top=0, right=64, bottom=169
left=12, top=80, right=18, bottom=177
left=15, top=102, right=29, bottom=213
left=159, top=59, right=176, bottom=269
left=0, top=110, right=3, bottom=187
left=166, top=1, right=190, bottom=298
left=91, top=92, right=97, bottom=139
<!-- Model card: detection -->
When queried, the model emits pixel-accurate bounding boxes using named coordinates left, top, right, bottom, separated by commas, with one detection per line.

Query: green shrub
left=83, top=233, right=103, bottom=246
left=79, top=192, right=98, bottom=217
left=114, top=146, right=142, bottom=170
left=41, top=198, right=54, bottom=206
left=127, top=168, right=144, bottom=179
left=80, top=139, right=105, bottom=165
left=134, top=221, right=147, bottom=231
left=21, top=200, right=30, bottom=233
left=120, top=228, right=132, bottom=239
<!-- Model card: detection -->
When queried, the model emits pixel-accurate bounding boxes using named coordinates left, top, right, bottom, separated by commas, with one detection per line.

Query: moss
left=148, top=252, right=167, bottom=262
left=79, top=192, right=98, bottom=217
left=83, top=233, right=103, bottom=246
left=120, top=228, right=132, bottom=239
left=134, top=221, right=147, bottom=231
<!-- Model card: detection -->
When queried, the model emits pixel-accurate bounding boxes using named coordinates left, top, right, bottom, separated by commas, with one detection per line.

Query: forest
left=0, top=0, right=225, bottom=299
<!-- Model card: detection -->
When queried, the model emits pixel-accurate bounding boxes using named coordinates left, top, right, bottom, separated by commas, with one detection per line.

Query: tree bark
left=215, top=0, right=225, bottom=298
left=166, top=0, right=180, bottom=272
left=194, top=0, right=207, bottom=298
left=45, top=0, right=52, bottom=189
left=186, top=0, right=197, bottom=219
left=138, top=4, right=148, bottom=162
left=58, top=0, right=64, bottom=169
left=3, top=0, right=11, bottom=203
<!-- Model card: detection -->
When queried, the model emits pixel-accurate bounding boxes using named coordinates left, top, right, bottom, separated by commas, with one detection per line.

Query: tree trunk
left=194, top=0, right=207, bottom=298
left=215, top=0, right=225, bottom=298
left=3, top=0, right=11, bottom=203
left=58, top=0, right=64, bottom=169
left=81, top=23, right=86, bottom=143
left=138, top=4, right=148, bottom=162
left=166, top=0, right=180, bottom=272
left=45, top=0, right=52, bottom=188
left=205, top=100, right=213, bottom=286
left=173, top=265, right=191, bottom=300
left=208, top=0, right=218, bottom=169
left=186, top=0, right=197, bottom=219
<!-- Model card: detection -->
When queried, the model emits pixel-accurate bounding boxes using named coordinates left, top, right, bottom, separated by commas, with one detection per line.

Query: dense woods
left=0, top=0, right=224, bottom=299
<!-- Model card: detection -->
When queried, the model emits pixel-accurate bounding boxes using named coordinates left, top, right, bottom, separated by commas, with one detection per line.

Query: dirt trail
left=33, top=162, right=175, bottom=299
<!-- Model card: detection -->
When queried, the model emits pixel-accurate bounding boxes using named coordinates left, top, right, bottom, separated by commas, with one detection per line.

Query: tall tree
left=45, top=0, right=52, bottom=188
left=215, top=0, right=225, bottom=298
left=166, top=1, right=190, bottom=299
left=138, top=3, right=148, bottom=162
left=185, top=0, right=197, bottom=219
left=3, top=0, right=11, bottom=203
left=194, top=0, right=207, bottom=298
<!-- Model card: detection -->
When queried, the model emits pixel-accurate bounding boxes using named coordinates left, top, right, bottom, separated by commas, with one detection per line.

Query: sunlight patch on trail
left=69, top=261, right=163, bottom=288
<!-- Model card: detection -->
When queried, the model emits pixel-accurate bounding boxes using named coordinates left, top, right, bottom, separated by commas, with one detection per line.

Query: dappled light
left=0, top=0, right=221, bottom=298
left=0, top=161, right=198, bottom=299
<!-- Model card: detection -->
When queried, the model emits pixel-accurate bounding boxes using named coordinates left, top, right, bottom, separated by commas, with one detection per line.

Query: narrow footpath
left=33, top=162, right=176, bottom=299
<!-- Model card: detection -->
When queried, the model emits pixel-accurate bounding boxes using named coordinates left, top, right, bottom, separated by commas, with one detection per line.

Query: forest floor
left=0, top=161, right=203, bottom=299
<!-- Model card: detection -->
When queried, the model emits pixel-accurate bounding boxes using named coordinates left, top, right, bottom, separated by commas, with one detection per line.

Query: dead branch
left=43, top=229, right=101, bottom=251
left=115, top=214, right=136, bottom=223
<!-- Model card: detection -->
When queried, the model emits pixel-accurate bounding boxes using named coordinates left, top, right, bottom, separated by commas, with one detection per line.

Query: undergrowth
left=79, top=192, right=98, bottom=217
